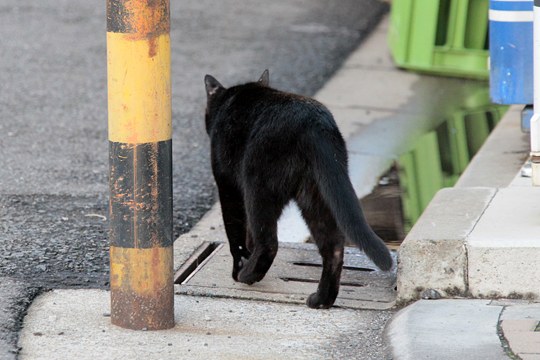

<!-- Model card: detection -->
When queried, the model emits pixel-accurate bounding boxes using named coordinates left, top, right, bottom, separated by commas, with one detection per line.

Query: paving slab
left=501, top=319, right=539, bottom=332
left=501, top=304, right=540, bottom=320
left=386, top=300, right=508, bottom=360
left=499, top=301, right=540, bottom=359
left=520, top=355, right=540, bottom=360
left=501, top=318, right=540, bottom=358
left=18, top=289, right=394, bottom=360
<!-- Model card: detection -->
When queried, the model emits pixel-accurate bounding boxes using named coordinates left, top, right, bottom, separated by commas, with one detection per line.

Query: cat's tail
left=310, top=134, right=393, bottom=271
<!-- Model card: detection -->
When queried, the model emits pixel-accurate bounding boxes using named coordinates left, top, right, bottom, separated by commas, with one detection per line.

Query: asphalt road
left=0, top=0, right=388, bottom=357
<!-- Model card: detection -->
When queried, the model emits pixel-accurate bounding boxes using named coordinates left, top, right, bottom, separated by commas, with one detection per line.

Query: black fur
left=204, top=70, right=392, bottom=309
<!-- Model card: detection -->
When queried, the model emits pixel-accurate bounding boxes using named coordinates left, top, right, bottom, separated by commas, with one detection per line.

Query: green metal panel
left=464, top=0, right=489, bottom=49
left=414, top=132, right=445, bottom=210
left=388, top=0, right=489, bottom=79
left=398, top=152, right=419, bottom=231
left=408, top=0, right=440, bottom=67
left=431, top=49, right=489, bottom=77
left=446, top=114, right=470, bottom=174
left=388, top=0, right=413, bottom=66
left=399, top=131, right=445, bottom=231
left=464, top=111, right=490, bottom=155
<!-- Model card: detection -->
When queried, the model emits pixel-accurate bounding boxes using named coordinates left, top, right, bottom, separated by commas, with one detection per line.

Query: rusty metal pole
left=107, top=0, right=174, bottom=330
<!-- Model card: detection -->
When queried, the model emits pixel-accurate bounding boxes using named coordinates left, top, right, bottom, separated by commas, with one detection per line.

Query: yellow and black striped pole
left=107, top=0, right=174, bottom=330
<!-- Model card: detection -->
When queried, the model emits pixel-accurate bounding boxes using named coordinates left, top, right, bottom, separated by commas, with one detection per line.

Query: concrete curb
left=397, top=187, right=496, bottom=302
left=396, top=106, right=537, bottom=304
left=467, top=186, right=540, bottom=299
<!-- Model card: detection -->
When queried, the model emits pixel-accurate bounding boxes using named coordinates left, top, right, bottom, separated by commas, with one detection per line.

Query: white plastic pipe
left=532, top=1, right=540, bottom=184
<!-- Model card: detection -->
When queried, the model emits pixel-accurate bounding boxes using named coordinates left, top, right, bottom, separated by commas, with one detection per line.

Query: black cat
left=204, top=70, right=392, bottom=309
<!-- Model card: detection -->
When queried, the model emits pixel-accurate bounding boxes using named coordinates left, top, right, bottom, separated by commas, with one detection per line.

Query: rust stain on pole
left=110, top=246, right=174, bottom=330
left=107, top=0, right=169, bottom=57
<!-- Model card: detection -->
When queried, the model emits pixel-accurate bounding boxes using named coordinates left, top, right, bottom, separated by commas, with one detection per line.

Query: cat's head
left=204, top=70, right=270, bottom=133
left=204, top=69, right=270, bottom=97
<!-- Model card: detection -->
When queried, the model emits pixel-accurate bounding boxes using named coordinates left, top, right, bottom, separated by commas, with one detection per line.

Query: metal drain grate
left=174, top=242, right=396, bottom=310
left=174, top=242, right=223, bottom=284
left=292, top=261, right=375, bottom=272
left=280, top=277, right=367, bottom=288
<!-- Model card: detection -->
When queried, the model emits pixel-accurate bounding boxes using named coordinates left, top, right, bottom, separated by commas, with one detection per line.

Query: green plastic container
left=388, top=0, right=489, bottom=79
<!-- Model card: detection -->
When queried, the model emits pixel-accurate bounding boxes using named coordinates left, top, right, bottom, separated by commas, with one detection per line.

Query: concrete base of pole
left=531, top=159, right=540, bottom=185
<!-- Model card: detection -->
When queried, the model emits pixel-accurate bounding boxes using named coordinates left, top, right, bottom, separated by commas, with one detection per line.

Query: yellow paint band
left=107, top=32, right=171, bottom=144
left=110, top=246, right=173, bottom=296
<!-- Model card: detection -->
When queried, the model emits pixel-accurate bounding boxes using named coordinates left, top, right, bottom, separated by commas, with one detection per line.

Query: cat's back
left=230, top=84, right=338, bottom=134
left=212, top=83, right=343, bottom=163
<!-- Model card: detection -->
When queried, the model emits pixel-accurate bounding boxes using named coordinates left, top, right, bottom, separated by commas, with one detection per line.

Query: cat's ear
left=258, top=69, right=269, bottom=86
left=204, top=75, right=225, bottom=97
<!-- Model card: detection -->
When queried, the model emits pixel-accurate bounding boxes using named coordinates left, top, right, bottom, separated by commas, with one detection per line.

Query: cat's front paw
left=306, top=292, right=334, bottom=309
left=237, top=267, right=265, bottom=285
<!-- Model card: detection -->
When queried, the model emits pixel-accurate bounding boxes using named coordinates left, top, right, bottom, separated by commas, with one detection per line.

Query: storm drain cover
left=174, top=242, right=397, bottom=310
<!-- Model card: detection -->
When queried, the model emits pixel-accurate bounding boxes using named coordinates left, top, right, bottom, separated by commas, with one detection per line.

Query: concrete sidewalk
left=18, top=289, right=393, bottom=360
left=16, top=13, right=540, bottom=360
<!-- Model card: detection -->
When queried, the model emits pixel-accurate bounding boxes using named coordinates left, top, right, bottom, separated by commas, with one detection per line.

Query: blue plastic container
left=489, top=0, right=533, bottom=104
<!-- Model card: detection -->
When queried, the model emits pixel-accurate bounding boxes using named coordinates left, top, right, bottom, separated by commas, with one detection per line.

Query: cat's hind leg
left=237, top=186, right=285, bottom=285
left=216, top=179, right=251, bottom=281
left=297, top=188, right=345, bottom=309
